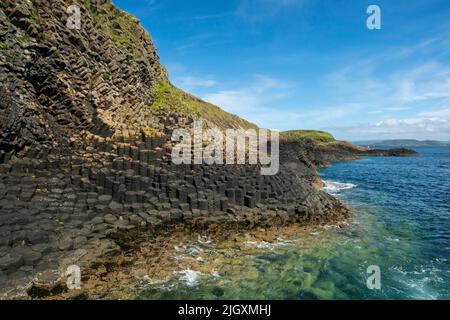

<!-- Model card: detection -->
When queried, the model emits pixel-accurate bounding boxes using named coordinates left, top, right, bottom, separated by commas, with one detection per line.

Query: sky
left=113, top=0, right=450, bottom=141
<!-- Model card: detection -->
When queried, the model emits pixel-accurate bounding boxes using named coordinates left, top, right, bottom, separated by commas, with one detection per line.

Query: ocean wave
left=244, top=237, right=292, bottom=250
left=389, top=264, right=447, bottom=299
left=135, top=269, right=221, bottom=292
left=257, top=241, right=287, bottom=250
left=323, top=180, right=356, bottom=194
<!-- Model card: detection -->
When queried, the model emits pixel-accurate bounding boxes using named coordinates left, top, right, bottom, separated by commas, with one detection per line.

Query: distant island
left=353, top=139, right=450, bottom=148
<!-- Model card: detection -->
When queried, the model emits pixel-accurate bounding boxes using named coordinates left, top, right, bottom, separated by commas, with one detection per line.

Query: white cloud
left=332, top=107, right=450, bottom=141
left=322, top=36, right=450, bottom=140
left=418, top=108, right=450, bottom=120
left=167, top=64, right=218, bottom=92
left=201, top=75, right=368, bottom=131
left=203, top=74, right=291, bottom=111
left=325, top=36, right=450, bottom=109
left=201, top=74, right=295, bottom=127
left=174, top=76, right=217, bottom=90
left=167, top=36, right=450, bottom=140
left=203, top=89, right=259, bottom=114
left=166, top=63, right=188, bottom=74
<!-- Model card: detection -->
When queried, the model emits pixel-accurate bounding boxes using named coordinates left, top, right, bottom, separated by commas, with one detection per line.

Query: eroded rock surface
left=0, top=0, right=414, bottom=299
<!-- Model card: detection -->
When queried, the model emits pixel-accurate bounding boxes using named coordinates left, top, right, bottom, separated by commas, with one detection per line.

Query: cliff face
left=0, top=0, right=256, bottom=162
left=0, top=0, right=172, bottom=158
left=0, top=1, right=352, bottom=298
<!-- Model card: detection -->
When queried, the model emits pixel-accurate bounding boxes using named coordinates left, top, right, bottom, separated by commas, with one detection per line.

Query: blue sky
left=113, top=0, right=450, bottom=141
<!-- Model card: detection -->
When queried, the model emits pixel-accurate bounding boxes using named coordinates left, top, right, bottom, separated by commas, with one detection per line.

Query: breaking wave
left=322, top=180, right=356, bottom=194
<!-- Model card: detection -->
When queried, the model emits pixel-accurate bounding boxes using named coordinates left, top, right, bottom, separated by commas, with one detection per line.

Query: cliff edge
left=0, top=0, right=414, bottom=299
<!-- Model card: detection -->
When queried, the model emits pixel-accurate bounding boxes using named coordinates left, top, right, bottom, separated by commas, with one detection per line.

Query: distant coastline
left=353, top=139, right=450, bottom=148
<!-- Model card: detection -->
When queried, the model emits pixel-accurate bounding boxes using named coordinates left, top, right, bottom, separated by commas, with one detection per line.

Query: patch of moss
left=83, top=0, right=91, bottom=11
left=0, top=42, right=8, bottom=50
left=102, top=71, right=111, bottom=81
left=52, top=48, right=61, bottom=58
left=83, top=1, right=148, bottom=59
left=282, top=130, right=336, bottom=143
left=15, top=35, right=33, bottom=44
left=30, top=9, right=40, bottom=26
left=0, top=1, right=6, bottom=9
left=149, top=82, right=197, bottom=114
left=111, top=33, right=132, bottom=48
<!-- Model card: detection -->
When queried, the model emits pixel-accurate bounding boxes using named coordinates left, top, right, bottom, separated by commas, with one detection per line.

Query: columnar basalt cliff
left=0, top=0, right=254, bottom=161
left=0, top=0, right=416, bottom=299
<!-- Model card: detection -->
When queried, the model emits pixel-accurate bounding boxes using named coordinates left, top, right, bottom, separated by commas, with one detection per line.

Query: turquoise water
left=139, top=147, right=450, bottom=300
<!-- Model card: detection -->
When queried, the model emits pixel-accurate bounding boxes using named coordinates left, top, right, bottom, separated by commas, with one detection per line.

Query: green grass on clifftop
left=148, top=82, right=257, bottom=131
left=282, top=130, right=336, bottom=143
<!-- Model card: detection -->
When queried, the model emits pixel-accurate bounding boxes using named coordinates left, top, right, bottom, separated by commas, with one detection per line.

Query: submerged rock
left=0, top=0, right=407, bottom=300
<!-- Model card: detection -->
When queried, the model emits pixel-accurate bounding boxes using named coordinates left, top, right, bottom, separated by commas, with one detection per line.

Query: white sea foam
left=323, top=180, right=356, bottom=194
left=390, top=265, right=445, bottom=299
left=386, top=236, right=400, bottom=242
left=175, top=269, right=203, bottom=287
left=256, top=241, right=277, bottom=250
left=137, top=269, right=220, bottom=291
left=245, top=238, right=291, bottom=250
left=133, top=275, right=174, bottom=291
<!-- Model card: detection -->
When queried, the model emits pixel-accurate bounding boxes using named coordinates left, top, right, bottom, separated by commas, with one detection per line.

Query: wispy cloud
left=191, top=13, right=231, bottom=21
left=332, top=112, right=450, bottom=141
left=168, top=64, right=217, bottom=92
left=202, top=74, right=294, bottom=128
left=200, top=74, right=363, bottom=131
left=175, top=33, right=218, bottom=51
left=166, top=63, right=188, bottom=74
left=175, top=32, right=233, bottom=52
left=325, top=61, right=450, bottom=109
left=322, top=35, right=450, bottom=140
left=168, top=36, right=450, bottom=139
left=174, top=76, right=217, bottom=90
left=203, top=75, right=290, bottom=110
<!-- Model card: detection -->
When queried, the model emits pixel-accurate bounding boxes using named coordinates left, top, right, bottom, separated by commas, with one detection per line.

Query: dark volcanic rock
left=281, top=139, right=418, bottom=172
left=0, top=0, right=168, bottom=160
left=360, top=147, right=419, bottom=157
left=0, top=0, right=364, bottom=299
left=0, top=253, right=24, bottom=274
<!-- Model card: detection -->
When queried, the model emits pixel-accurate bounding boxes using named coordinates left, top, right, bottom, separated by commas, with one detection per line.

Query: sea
left=138, top=147, right=450, bottom=300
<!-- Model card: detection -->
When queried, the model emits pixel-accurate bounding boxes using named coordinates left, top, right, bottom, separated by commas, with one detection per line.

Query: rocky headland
left=0, top=0, right=418, bottom=299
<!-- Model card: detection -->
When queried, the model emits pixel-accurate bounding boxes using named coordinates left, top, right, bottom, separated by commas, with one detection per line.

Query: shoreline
left=1, top=137, right=355, bottom=299
left=27, top=212, right=353, bottom=300
left=0, top=140, right=418, bottom=299
left=0, top=198, right=350, bottom=299
left=0, top=0, right=437, bottom=301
